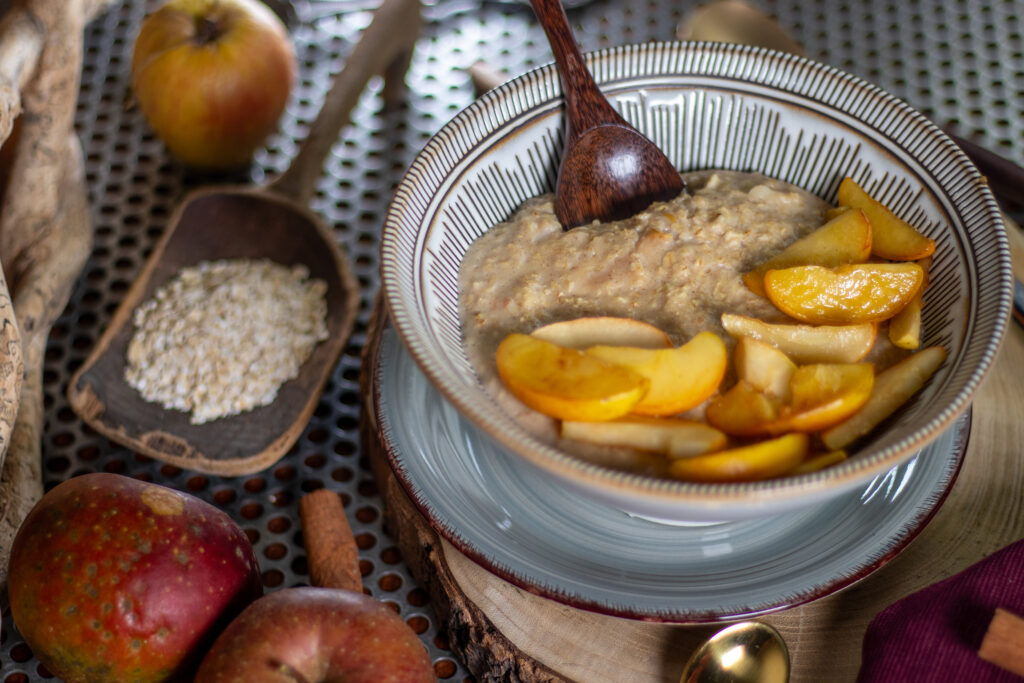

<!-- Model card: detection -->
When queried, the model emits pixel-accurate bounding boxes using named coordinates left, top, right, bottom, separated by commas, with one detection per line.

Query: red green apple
left=194, top=587, right=435, bottom=682
left=8, top=473, right=263, bottom=682
left=131, top=0, right=297, bottom=169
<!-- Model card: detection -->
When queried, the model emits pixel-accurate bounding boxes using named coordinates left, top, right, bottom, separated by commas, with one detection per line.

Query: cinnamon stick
left=299, top=488, right=363, bottom=592
left=978, top=607, right=1024, bottom=676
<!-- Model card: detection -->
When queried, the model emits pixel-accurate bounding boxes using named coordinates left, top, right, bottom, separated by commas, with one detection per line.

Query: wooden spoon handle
left=268, top=0, right=421, bottom=203
left=528, top=0, right=626, bottom=142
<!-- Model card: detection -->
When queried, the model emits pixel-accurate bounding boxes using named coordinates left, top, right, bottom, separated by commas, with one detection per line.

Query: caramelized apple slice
left=585, top=331, right=727, bottom=416
left=888, top=290, right=923, bottom=349
left=888, top=258, right=930, bottom=350
left=668, top=433, right=810, bottom=482
left=561, top=416, right=727, bottom=457
left=774, top=363, right=874, bottom=433
left=733, top=336, right=797, bottom=400
left=721, top=313, right=876, bottom=364
left=837, top=177, right=936, bottom=260
left=705, top=380, right=782, bottom=437
left=495, top=334, right=648, bottom=421
left=531, top=316, right=672, bottom=349
left=787, top=449, right=847, bottom=475
left=707, top=363, right=873, bottom=436
left=764, top=263, right=924, bottom=324
left=824, top=206, right=851, bottom=221
left=821, top=346, right=947, bottom=450
left=743, top=208, right=872, bottom=296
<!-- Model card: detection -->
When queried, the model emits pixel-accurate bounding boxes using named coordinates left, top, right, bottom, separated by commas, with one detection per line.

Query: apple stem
left=193, top=17, right=222, bottom=45
left=268, top=658, right=313, bottom=682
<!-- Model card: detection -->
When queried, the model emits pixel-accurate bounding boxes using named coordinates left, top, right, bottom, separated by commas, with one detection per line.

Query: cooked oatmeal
left=457, top=170, right=834, bottom=468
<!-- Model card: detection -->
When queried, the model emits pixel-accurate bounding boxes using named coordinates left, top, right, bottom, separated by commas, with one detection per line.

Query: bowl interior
left=381, top=42, right=1011, bottom=517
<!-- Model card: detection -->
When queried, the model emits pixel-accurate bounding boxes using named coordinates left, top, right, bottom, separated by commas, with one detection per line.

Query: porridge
left=457, top=170, right=835, bottom=468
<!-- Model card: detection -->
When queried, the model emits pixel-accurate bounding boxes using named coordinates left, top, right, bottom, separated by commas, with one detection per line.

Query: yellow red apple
left=131, top=0, right=297, bottom=169
left=8, top=473, right=263, bottom=682
left=194, top=587, right=435, bottom=682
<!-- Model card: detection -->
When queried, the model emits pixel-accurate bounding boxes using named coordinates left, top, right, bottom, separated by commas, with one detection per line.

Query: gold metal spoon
left=679, top=621, right=790, bottom=683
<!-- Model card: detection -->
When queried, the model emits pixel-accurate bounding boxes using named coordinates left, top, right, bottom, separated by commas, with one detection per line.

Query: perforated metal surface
left=1, top=0, right=1022, bottom=680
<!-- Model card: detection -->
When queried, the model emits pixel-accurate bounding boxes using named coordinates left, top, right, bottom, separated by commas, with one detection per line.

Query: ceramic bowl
left=380, top=41, right=1012, bottom=522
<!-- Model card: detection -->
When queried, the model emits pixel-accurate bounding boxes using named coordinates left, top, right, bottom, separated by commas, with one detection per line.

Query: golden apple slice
left=787, top=449, right=847, bottom=475
left=668, top=433, right=810, bottom=482
left=707, top=363, right=873, bottom=436
left=764, top=263, right=925, bottom=324
left=837, top=177, right=936, bottom=260
left=721, top=313, right=877, bottom=364
left=585, top=331, right=727, bottom=416
left=743, top=208, right=872, bottom=296
left=888, top=258, right=930, bottom=350
left=822, top=346, right=947, bottom=450
left=888, top=290, right=923, bottom=349
left=774, top=363, right=874, bottom=433
left=561, top=416, right=727, bottom=457
left=705, top=380, right=782, bottom=437
left=824, top=206, right=851, bottom=221
left=734, top=336, right=797, bottom=400
left=495, top=334, right=648, bottom=421
left=531, top=316, right=672, bottom=349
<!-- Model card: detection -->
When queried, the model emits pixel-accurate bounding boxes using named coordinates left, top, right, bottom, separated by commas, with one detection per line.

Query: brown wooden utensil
left=67, top=0, right=421, bottom=476
left=529, top=0, right=684, bottom=229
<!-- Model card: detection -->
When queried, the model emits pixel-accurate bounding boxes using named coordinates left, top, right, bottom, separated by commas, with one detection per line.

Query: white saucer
left=376, top=329, right=969, bottom=623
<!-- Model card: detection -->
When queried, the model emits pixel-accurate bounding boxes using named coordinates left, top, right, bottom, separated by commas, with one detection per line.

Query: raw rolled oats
left=125, top=259, right=329, bottom=424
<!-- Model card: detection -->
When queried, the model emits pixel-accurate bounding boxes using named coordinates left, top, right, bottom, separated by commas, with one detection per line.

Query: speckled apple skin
left=8, top=473, right=264, bottom=683
left=194, top=587, right=436, bottom=682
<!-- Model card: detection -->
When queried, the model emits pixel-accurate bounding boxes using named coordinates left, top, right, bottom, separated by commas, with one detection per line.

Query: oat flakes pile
left=125, top=259, right=329, bottom=424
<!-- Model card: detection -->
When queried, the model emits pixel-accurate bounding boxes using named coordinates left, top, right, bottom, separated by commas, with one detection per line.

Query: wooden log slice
left=360, top=283, right=1024, bottom=682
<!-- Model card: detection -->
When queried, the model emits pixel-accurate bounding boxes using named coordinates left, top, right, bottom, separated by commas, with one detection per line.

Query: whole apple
left=194, top=587, right=436, bottom=682
left=131, top=0, right=296, bottom=169
left=8, top=473, right=264, bottom=682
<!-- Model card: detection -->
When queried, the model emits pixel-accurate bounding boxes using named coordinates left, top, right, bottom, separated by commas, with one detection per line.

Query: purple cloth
left=858, top=538, right=1024, bottom=682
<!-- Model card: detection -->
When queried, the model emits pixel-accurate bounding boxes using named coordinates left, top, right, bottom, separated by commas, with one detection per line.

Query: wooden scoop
left=67, top=0, right=421, bottom=475
left=529, top=0, right=684, bottom=229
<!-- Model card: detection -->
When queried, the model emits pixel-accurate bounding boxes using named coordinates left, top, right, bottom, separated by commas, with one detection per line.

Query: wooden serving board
left=360, top=221, right=1024, bottom=681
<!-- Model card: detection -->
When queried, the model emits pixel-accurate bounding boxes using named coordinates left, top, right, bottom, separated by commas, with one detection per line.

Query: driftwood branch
left=0, top=4, right=46, bottom=149
left=0, top=132, right=91, bottom=597
left=0, top=0, right=113, bottom=594
left=0, top=0, right=90, bottom=276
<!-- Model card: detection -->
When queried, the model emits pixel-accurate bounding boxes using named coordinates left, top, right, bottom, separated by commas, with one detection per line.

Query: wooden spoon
left=529, top=0, right=684, bottom=229
left=67, top=0, right=421, bottom=475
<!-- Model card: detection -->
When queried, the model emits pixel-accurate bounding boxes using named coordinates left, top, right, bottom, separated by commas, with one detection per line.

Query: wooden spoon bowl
left=530, top=0, right=683, bottom=228
left=67, top=0, right=421, bottom=475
